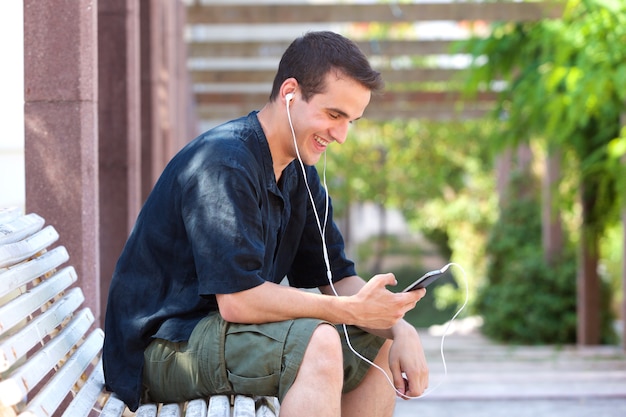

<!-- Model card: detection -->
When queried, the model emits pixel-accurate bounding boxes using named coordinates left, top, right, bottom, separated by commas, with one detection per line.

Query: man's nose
left=330, top=122, right=350, bottom=144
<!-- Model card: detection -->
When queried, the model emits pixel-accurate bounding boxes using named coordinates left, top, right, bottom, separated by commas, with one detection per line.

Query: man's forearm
left=216, top=281, right=358, bottom=325
left=218, top=274, right=424, bottom=331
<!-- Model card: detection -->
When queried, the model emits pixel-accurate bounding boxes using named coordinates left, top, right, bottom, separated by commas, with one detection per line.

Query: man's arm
left=216, top=274, right=424, bottom=330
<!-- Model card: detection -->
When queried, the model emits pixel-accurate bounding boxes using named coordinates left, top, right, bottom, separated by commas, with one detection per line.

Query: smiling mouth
left=314, top=135, right=329, bottom=147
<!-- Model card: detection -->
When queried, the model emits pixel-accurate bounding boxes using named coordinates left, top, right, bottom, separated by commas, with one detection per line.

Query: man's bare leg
left=341, top=340, right=396, bottom=417
left=280, top=324, right=344, bottom=417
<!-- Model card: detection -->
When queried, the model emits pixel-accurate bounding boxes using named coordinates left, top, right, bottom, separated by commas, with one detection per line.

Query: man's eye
left=329, top=113, right=339, bottom=119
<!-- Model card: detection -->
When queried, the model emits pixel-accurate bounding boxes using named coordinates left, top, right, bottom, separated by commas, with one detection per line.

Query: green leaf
left=608, top=136, right=626, bottom=159
left=593, top=0, right=625, bottom=12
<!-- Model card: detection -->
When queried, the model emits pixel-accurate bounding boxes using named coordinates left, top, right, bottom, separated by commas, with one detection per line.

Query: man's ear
left=281, top=78, right=299, bottom=102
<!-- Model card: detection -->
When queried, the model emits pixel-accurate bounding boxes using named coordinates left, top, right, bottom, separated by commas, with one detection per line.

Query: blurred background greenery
left=321, top=0, right=625, bottom=346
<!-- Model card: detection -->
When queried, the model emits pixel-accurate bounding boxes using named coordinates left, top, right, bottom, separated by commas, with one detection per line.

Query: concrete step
left=392, top=324, right=626, bottom=416
left=418, top=326, right=626, bottom=399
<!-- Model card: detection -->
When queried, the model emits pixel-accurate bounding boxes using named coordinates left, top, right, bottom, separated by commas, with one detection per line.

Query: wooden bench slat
left=184, top=399, right=208, bottom=417
left=61, top=359, right=106, bottom=417
left=0, top=207, right=22, bottom=225
left=100, top=394, right=126, bottom=417
left=0, top=246, right=69, bottom=299
left=0, top=226, right=59, bottom=269
left=0, top=288, right=84, bottom=372
left=207, top=395, right=230, bottom=417
left=159, top=403, right=182, bottom=417
left=135, top=403, right=158, bottom=417
left=0, top=214, right=45, bottom=247
left=233, top=395, right=255, bottom=417
left=0, top=266, right=77, bottom=338
left=0, top=307, right=93, bottom=407
left=234, top=397, right=253, bottom=417
left=20, top=329, right=104, bottom=417
left=0, top=210, right=279, bottom=417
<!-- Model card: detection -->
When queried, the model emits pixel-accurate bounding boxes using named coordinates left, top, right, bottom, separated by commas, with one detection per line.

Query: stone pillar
left=23, top=0, right=100, bottom=317
left=140, top=0, right=165, bottom=199
left=140, top=0, right=195, bottom=201
left=177, top=3, right=199, bottom=146
left=98, top=0, right=142, bottom=324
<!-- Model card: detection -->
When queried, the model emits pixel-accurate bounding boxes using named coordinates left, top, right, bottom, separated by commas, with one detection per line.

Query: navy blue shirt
left=103, top=112, right=356, bottom=410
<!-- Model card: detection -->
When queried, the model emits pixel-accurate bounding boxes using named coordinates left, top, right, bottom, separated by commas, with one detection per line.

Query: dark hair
left=269, top=31, right=383, bottom=101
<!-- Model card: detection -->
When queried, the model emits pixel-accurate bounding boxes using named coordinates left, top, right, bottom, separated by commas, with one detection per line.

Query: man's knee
left=281, top=324, right=344, bottom=415
left=302, top=324, right=343, bottom=378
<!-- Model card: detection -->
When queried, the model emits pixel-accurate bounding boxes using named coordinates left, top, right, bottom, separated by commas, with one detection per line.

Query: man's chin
left=306, top=155, right=324, bottom=166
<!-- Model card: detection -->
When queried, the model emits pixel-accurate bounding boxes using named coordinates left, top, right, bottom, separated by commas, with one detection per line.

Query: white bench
left=0, top=207, right=279, bottom=417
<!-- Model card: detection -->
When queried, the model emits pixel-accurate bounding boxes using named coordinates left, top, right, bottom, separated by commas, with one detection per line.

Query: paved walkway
left=393, top=321, right=626, bottom=417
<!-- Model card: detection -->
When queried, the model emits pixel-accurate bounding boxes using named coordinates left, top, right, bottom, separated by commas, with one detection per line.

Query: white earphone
left=285, top=92, right=294, bottom=103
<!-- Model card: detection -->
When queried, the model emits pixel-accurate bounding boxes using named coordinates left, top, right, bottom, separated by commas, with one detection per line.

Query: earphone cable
left=286, top=100, right=333, bottom=281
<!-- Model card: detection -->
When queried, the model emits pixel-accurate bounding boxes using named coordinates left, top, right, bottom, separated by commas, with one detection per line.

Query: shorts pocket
left=224, top=322, right=290, bottom=397
left=226, top=322, right=290, bottom=343
left=227, top=370, right=280, bottom=397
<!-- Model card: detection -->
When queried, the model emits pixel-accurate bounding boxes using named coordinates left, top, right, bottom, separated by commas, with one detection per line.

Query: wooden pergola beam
left=195, top=90, right=495, bottom=123
left=194, top=90, right=497, bottom=106
left=185, top=2, right=552, bottom=123
left=191, top=67, right=464, bottom=84
left=188, top=39, right=455, bottom=58
left=198, top=103, right=490, bottom=123
left=187, top=2, right=564, bottom=25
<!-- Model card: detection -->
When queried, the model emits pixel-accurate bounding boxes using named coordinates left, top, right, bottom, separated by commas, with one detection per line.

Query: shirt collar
left=248, top=111, right=297, bottom=194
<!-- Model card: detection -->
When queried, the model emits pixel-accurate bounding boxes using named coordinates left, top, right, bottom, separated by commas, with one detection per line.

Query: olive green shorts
left=142, top=313, right=385, bottom=404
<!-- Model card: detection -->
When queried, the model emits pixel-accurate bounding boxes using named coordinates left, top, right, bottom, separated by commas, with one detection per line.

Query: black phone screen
left=402, top=270, right=444, bottom=292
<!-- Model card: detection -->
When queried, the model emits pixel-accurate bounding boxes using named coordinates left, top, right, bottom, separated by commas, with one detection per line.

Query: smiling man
left=103, top=31, right=429, bottom=417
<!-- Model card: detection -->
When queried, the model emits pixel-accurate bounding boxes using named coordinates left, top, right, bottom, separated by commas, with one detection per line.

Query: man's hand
left=320, top=273, right=426, bottom=330
left=388, top=320, right=429, bottom=399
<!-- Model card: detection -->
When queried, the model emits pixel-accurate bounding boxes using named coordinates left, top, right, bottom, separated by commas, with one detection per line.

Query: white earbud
left=285, top=92, right=294, bottom=103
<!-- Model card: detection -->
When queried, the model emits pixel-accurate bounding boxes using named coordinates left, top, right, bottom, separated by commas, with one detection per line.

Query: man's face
left=288, top=72, right=371, bottom=166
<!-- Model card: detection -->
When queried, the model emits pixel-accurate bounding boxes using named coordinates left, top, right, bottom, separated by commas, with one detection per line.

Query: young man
left=103, top=31, right=428, bottom=416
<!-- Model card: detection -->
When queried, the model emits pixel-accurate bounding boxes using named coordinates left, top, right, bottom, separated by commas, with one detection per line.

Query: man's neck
left=257, top=103, right=293, bottom=182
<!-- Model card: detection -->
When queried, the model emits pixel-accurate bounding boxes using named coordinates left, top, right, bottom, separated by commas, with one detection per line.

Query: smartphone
left=402, top=269, right=445, bottom=292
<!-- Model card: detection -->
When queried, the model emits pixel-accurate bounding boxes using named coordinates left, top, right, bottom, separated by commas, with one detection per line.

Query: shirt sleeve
left=180, top=141, right=267, bottom=295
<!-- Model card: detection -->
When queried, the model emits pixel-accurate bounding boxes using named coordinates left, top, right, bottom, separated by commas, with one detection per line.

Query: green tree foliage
left=477, top=171, right=616, bottom=344
left=321, top=1, right=625, bottom=337
left=461, top=0, right=626, bottom=218
left=459, top=0, right=625, bottom=343
left=323, top=118, right=498, bottom=312
left=479, top=196, right=577, bottom=343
